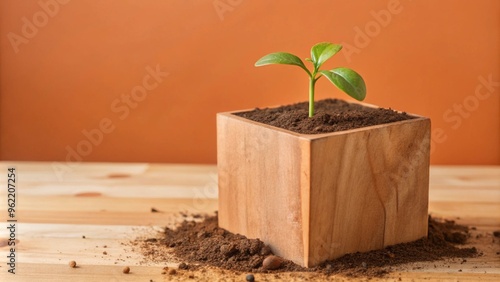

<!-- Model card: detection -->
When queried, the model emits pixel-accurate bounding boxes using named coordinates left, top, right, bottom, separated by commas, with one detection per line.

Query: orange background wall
left=1, top=0, right=499, bottom=165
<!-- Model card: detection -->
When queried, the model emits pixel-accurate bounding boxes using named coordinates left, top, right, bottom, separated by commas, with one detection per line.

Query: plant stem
left=308, top=74, right=316, bottom=117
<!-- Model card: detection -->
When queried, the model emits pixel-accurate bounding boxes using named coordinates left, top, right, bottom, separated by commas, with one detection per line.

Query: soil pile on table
left=137, top=214, right=478, bottom=278
left=318, top=217, right=477, bottom=277
left=234, top=99, right=416, bottom=134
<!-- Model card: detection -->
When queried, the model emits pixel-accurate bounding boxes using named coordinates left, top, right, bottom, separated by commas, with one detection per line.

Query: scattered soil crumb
left=246, top=273, right=255, bottom=282
left=135, top=213, right=478, bottom=278
left=122, top=266, right=130, bottom=274
left=178, top=262, right=189, bottom=270
left=69, top=261, right=76, bottom=268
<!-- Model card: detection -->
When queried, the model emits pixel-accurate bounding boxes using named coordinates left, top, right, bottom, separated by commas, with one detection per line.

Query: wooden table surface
left=0, top=162, right=499, bottom=281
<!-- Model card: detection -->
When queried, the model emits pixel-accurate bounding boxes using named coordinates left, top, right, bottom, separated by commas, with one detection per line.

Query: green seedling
left=255, top=42, right=366, bottom=117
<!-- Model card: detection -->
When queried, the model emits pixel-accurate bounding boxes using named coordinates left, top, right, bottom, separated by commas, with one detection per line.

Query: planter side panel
left=217, top=114, right=308, bottom=264
left=308, top=118, right=430, bottom=266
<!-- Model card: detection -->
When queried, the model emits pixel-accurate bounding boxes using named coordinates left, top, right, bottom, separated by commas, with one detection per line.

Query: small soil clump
left=137, top=214, right=477, bottom=278
left=262, top=255, right=283, bottom=270
left=235, top=99, right=415, bottom=134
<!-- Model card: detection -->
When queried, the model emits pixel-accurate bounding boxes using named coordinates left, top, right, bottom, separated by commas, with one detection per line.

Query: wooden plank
left=0, top=162, right=217, bottom=187
left=0, top=195, right=218, bottom=213
left=0, top=162, right=499, bottom=281
left=0, top=193, right=218, bottom=225
left=0, top=224, right=150, bottom=265
left=0, top=264, right=171, bottom=282
left=10, top=209, right=217, bottom=226
left=1, top=261, right=499, bottom=282
left=0, top=223, right=499, bottom=281
left=1, top=264, right=499, bottom=282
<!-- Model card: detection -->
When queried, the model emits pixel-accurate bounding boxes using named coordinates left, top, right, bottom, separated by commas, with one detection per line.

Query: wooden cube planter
left=217, top=102, right=431, bottom=267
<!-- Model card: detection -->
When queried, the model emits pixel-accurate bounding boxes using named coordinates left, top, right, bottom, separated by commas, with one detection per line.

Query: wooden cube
left=217, top=105, right=430, bottom=267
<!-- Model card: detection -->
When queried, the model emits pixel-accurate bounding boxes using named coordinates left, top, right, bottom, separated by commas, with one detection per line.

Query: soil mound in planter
left=235, top=98, right=415, bottom=134
left=137, top=214, right=478, bottom=278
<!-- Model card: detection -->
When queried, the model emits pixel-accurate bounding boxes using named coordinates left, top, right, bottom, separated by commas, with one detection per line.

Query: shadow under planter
left=217, top=104, right=431, bottom=267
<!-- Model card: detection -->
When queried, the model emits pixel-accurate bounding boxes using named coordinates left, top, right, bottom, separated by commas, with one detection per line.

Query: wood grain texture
left=217, top=113, right=306, bottom=264
left=0, top=162, right=498, bottom=281
left=308, top=117, right=430, bottom=266
left=217, top=111, right=431, bottom=266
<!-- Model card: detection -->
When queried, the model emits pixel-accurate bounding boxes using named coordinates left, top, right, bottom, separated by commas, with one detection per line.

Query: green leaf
left=320, top=68, right=366, bottom=101
left=310, top=43, right=342, bottom=69
left=255, top=52, right=309, bottom=74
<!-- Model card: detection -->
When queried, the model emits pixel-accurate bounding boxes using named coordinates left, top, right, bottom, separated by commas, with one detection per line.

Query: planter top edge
left=219, top=100, right=428, bottom=119
left=217, top=107, right=430, bottom=141
left=217, top=112, right=310, bottom=139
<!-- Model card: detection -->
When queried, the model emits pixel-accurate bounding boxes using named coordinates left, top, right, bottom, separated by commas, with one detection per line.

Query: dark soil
left=234, top=99, right=416, bottom=134
left=137, top=214, right=478, bottom=278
